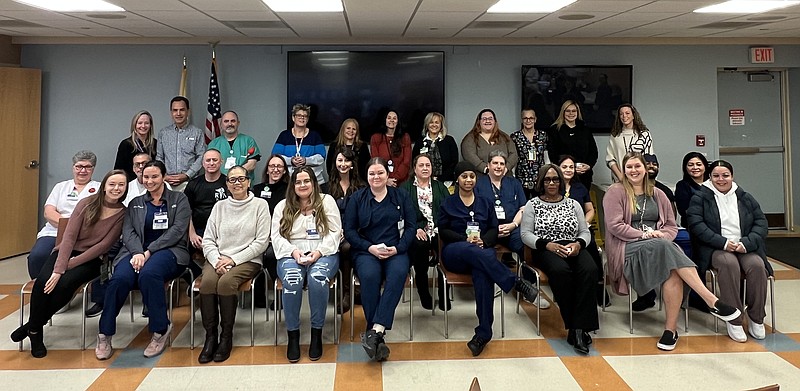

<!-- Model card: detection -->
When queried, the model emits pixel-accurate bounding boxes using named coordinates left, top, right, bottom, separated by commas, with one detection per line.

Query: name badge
left=494, top=205, right=506, bottom=220
left=528, top=149, right=536, bottom=161
left=260, top=190, right=272, bottom=199
left=420, top=147, right=429, bottom=154
left=387, top=159, right=394, bottom=173
left=466, top=222, right=481, bottom=241
left=306, top=219, right=320, bottom=240
left=397, top=219, right=404, bottom=231
left=225, top=156, right=237, bottom=169
left=153, top=211, right=169, bottom=230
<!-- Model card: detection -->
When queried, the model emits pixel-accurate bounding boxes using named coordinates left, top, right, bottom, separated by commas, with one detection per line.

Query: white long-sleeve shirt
left=270, top=194, right=341, bottom=259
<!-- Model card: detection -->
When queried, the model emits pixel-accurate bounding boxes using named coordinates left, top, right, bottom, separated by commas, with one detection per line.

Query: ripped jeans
left=276, top=254, right=340, bottom=331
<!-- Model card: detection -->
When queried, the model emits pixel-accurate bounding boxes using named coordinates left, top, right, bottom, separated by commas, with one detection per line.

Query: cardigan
left=370, top=132, right=412, bottom=184
left=411, top=135, right=459, bottom=182
left=686, top=185, right=772, bottom=276
left=203, top=193, right=271, bottom=268
left=114, top=187, right=191, bottom=267
left=399, top=178, right=450, bottom=232
left=602, top=184, right=677, bottom=295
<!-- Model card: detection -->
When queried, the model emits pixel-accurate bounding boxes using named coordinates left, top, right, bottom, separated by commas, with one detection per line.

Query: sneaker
left=85, top=303, right=103, bottom=318
left=95, top=334, right=113, bottom=360
left=533, top=297, right=551, bottom=309
left=709, top=300, right=741, bottom=322
left=514, top=278, right=538, bottom=304
left=467, top=335, right=489, bottom=356
left=360, top=329, right=382, bottom=359
left=656, top=330, right=679, bottom=351
left=143, top=324, right=172, bottom=358
left=748, top=320, right=766, bottom=340
left=374, top=334, right=390, bottom=362
left=726, top=322, right=747, bottom=343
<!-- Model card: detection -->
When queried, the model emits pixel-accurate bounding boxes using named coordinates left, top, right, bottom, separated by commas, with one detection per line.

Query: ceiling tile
left=205, top=10, right=279, bottom=21
left=237, top=27, right=297, bottom=37
left=182, top=0, right=269, bottom=12
left=456, top=27, right=516, bottom=37
left=409, top=11, right=479, bottom=28
left=562, top=1, right=651, bottom=12
left=416, top=0, right=494, bottom=12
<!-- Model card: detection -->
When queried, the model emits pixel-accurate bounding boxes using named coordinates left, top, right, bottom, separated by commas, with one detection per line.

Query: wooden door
left=0, top=68, right=41, bottom=259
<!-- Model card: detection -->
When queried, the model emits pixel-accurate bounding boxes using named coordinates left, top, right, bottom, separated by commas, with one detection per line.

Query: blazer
left=686, top=185, right=772, bottom=276
left=114, top=187, right=191, bottom=267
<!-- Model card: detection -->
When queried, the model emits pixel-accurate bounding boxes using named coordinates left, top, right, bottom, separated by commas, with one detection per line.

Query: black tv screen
left=521, top=65, right=632, bottom=133
left=287, top=51, right=445, bottom=144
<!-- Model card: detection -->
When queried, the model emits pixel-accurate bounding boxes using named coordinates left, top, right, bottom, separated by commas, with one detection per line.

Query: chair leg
left=250, top=279, right=256, bottom=347
left=628, top=283, right=634, bottom=334
left=81, top=281, right=91, bottom=350
left=129, top=292, right=134, bottom=322
left=349, top=271, right=356, bottom=342
left=19, top=285, right=26, bottom=352
left=409, top=271, right=414, bottom=341
left=440, top=266, right=449, bottom=339
left=769, top=275, right=776, bottom=333
left=500, top=283, right=505, bottom=339
left=535, top=268, right=541, bottom=336
left=709, top=270, right=719, bottom=333
left=273, top=279, right=279, bottom=346
left=190, top=279, right=195, bottom=350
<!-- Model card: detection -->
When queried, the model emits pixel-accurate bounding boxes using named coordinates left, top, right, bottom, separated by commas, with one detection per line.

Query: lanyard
left=294, top=128, right=306, bottom=157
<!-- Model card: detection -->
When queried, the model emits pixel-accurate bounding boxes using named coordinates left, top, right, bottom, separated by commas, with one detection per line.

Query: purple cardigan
left=602, top=184, right=678, bottom=295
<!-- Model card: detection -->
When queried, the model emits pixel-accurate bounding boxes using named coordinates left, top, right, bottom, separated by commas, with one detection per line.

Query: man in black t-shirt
left=185, top=149, right=229, bottom=279
left=644, top=154, right=676, bottom=213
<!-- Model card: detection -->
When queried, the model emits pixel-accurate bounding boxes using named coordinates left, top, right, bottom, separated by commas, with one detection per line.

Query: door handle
left=27, top=160, right=39, bottom=169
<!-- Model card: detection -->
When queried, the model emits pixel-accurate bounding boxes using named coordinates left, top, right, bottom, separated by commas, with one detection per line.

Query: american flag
left=204, top=57, right=221, bottom=144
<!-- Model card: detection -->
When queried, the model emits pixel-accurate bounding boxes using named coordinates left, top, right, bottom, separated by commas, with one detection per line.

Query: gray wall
left=21, top=44, right=800, bottom=227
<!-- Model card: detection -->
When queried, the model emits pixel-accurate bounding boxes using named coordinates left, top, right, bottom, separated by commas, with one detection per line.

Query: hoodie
left=704, top=180, right=741, bottom=245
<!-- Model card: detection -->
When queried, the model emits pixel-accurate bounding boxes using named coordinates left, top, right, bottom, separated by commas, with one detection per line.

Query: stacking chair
left=127, top=267, right=194, bottom=348
left=349, top=268, right=414, bottom=341
left=275, top=269, right=342, bottom=345
left=706, top=267, right=776, bottom=333
left=18, top=218, right=98, bottom=351
left=191, top=267, right=270, bottom=347
left=433, top=241, right=508, bottom=339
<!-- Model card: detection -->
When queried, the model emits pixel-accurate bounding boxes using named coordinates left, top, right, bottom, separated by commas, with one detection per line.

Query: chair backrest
left=469, top=377, right=482, bottom=391
left=55, top=217, right=69, bottom=246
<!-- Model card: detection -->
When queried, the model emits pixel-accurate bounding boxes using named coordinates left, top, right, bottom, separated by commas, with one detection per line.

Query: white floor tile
left=140, top=363, right=336, bottom=391
left=0, top=369, right=104, bottom=390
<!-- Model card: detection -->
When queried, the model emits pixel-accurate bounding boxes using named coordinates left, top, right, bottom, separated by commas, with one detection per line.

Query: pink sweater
left=602, top=184, right=677, bottom=295
left=53, top=198, right=125, bottom=274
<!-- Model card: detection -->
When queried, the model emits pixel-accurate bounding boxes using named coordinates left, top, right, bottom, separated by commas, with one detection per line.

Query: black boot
left=10, top=322, right=29, bottom=342
left=198, top=294, right=218, bottom=364
left=571, top=329, right=589, bottom=355
left=213, top=295, right=237, bottom=362
left=287, top=329, right=301, bottom=363
left=309, top=327, right=323, bottom=361
left=416, top=274, right=433, bottom=310
left=29, top=329, right=47, bottom=358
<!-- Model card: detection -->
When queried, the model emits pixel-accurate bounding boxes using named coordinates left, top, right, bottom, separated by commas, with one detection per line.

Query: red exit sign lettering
left=750, top=47, right=774, bottom=64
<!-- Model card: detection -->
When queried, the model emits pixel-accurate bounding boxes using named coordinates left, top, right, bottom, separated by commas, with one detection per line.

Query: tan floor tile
left=0, top=349, right=112, bottom=370
left=387, top=339, right=555, bottom=361
left=86, top=368, right=151, bottom=391
left=561, top=356, right=632, bottom=391
left=335, top=362, right=382, bottom=391
left=776, top=351, right=800, bottom=370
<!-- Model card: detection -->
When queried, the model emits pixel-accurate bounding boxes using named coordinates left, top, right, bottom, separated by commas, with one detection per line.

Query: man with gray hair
left=156, top=96, right=206, bottom=191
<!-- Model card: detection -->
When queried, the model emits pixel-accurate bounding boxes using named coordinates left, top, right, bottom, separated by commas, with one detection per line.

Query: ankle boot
left=198, top=294, right=219, bottom=364
left=29, top=329, right=47, bottom=358
left=213, top=295, right=237, bottom=362
left=287, top=329, right=301, bottom=363
left=309, top=327, right=323, bottom=361
left=10, top=322, right=30, bottom=343
left=416, top=274, right=433, bottom=310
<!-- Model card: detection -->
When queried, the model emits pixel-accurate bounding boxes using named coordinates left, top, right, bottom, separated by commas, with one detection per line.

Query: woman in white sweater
left=606, top=104, right=654, bottom=182
left=199, top=165, right=271, bottom=364
left=272, top=166, right=341, bottom=363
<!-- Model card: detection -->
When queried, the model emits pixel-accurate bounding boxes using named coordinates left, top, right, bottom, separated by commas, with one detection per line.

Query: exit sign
left=750, top=47, right=774, bottom=64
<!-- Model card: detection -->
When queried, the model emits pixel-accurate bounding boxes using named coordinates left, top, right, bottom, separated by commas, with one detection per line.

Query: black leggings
left=28, top=250, right=101, bottom=330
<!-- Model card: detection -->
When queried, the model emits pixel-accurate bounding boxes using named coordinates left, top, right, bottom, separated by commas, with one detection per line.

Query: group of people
left=13, top=96, right=771, bottom=363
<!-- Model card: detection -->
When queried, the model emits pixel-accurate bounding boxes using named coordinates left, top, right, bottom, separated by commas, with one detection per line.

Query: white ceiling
left=2, top=0, right=800, bottom=43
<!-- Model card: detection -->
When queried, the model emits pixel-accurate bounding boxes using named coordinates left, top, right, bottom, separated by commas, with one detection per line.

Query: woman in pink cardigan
left=603, top=153, right=739, bottom=351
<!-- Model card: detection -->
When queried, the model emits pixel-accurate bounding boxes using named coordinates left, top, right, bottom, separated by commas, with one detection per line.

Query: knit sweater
left=53, top=197, right=125, bottom=274
left=202, top=193, right=271, bottom=268
left=602, top=184, right=677, bottom=295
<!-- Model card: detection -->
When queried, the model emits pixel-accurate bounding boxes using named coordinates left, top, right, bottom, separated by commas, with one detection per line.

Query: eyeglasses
left=544, top=177, right=560, bottom=184
left=74, top=164, right=94, bottom=171
left=133, top=162, right=148, bottom=167
left=480, top=117, right=495, bottom=122
left=522, top=117, right=535, bottom=121
left=268, top=164, right=285, bottom=171
left=227, top=176, right=248, bottom=184
left=293, top=114, right=308, bottom=119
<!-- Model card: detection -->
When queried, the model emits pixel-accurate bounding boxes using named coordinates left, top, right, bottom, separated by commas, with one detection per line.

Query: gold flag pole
left=179, top=55, right=187, bottom=97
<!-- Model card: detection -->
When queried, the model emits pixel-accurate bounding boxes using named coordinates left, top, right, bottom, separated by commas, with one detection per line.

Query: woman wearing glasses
left=272, top=104, right=328, bottom=192
left=546, top=101, right=597, bottom=190
left=197, top=165, right=271, bottom=363
left=460, top=109, right=518, bottom=175
left=519, top=164, right=598, bottom=355
left=511, top=109, right=548, bottom=199
left=28, top=150, right=101, bottom=280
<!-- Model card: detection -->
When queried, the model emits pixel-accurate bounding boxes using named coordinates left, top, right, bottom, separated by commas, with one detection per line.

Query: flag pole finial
left=182, top=55, right=186, bottom=67
left=209, top=41, right=219, bottom=60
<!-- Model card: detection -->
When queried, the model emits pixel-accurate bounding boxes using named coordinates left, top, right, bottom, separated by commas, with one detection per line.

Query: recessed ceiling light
left=487, top=0, right=577, bottom=13
left=13, top=0, right=124, bottom=12
left=262, top=0, right=342, bottom=12
left=694, top=1, right=800, bottom=14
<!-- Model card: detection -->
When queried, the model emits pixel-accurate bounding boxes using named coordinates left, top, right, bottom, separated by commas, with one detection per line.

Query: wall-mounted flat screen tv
left=287, top=51, right=445, bottom=144
left=521, top=65, right=632, bottom=133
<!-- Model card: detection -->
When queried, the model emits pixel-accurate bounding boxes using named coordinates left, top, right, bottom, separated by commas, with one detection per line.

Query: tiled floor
left=1, top=252, right=799, bottom=391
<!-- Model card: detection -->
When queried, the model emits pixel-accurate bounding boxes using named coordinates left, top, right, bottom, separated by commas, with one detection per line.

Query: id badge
left=153, top=211, right=169, bottom=230
left=420, top=146, right=429, bottom=154
left=260, top=190, right=272, bottom=199
left=397, top=219, right=404, bottom=231
left=466, top=222, right=481, bottom=241
left=306, top=219, right=320, bottom=240
left=528, top=149, right=536, bottom=161
left=494, top=205, right=506, bottom=220
left=388, top=160, right=394, bottom=173
left=225, top=156, right=237, bottom=169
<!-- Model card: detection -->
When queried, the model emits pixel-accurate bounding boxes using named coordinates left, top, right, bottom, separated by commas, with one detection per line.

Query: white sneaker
left=726, top=322, right=747, bottom=343
left=534, top=298, right=551, bottom=309
left=748, top=321, right=766, bottom=340
left=95, top=334, right=113, bottom=360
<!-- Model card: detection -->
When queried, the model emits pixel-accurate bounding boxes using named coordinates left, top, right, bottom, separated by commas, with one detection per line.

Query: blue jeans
left=354, top=252, right=409, bottom=330
left=277, top=255, right=339, bottom=331
left=28, top=236, right=56, bottom=279
left=442, top=241, right=516, bottom=340
left=99, top=250, right=183, bottom=335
